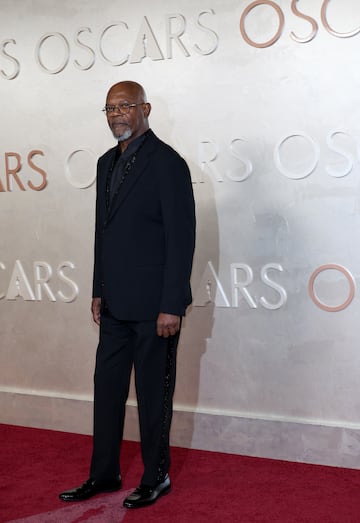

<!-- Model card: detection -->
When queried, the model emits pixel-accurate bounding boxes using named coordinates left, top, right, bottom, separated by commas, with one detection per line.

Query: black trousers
left=89, top=307, right=179, bottom=486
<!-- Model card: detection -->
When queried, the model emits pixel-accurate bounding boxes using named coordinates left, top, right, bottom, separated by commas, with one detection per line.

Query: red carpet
left=1, top=424, right=360, bottom=522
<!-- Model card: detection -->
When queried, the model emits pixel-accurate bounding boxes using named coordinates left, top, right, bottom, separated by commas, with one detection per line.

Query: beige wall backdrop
left=1, top=0, right=360, bottom=468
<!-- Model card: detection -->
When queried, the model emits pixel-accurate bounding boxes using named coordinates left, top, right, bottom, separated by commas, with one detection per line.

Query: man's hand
left=91, top=297, right=102, bottom=325
left=157, top=313, right=180, bottom=338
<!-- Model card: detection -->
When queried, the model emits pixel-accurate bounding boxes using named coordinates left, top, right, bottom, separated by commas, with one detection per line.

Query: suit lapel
left=107, top=131, right=157, bottom=221
left=99, top=146, right=117, bottom=209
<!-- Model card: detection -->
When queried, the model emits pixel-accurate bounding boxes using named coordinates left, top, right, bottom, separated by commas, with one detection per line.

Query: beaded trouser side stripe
left=156, top=335, right=177, bottom=484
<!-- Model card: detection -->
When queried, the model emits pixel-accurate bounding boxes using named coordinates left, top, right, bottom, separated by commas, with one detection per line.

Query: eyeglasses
left=102, top=103, right=144, bottom=115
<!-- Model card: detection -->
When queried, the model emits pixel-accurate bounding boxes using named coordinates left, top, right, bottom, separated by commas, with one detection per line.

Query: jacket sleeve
left=159, top=154, right=196, bottom=316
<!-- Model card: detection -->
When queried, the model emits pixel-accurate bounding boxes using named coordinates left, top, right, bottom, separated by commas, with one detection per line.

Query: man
left=59, top=81, right=195, bottom=509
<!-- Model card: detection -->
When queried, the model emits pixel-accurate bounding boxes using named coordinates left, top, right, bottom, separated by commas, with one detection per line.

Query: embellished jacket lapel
left=107, top=132, right=157, bottom=221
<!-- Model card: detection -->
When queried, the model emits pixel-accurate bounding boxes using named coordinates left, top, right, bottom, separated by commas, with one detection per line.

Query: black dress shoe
left=123, top=474, right=171, bottom=508
left=59, top=477, right=121, bottom=502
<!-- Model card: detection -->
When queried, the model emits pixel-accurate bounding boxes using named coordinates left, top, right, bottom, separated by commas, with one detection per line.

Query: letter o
left=35, top=32, right=70, bottom=74
left=274, top=133, right=319, bottom=179
left=65, top=149, right=96, bottom=189
left=308, top=264, right=355, bottom=312
left=240, top=0, right=284, bottom=48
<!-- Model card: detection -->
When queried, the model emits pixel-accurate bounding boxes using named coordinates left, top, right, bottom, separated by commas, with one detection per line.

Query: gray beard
left=116, top=128, right=132, bottom=142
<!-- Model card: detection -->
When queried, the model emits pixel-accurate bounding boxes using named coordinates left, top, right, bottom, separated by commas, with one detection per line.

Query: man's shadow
left=123, top=96, right=219, bottom=479
left=170, top=153, right=219, bottom=477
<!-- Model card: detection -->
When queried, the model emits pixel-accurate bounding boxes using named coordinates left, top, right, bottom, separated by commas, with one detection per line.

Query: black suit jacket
left=92, top=130, right=196, bottom=321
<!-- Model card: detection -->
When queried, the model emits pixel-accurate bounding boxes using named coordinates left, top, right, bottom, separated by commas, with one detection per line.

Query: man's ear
left=144, top=102, right=151, bottom=117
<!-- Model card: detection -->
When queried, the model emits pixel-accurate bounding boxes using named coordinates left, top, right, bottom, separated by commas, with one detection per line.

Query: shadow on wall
left=150, top=94, right=219, bottom=453
left=172, top=157, right=219, bottom=452
left=123, top=94, right=219, bottom=460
